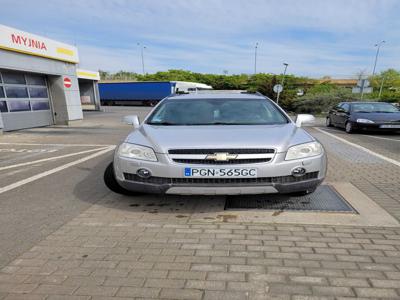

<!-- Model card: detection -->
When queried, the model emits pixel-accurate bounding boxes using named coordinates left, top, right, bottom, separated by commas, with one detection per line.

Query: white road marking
left=361, top=134, right=400, bottom=142
left=314, top=127, right=400, bottom=168
left=0, top=146, right=115, bottom=195
left=0, top=147, right=110, bottom=171
left=0, top=142, right=114, bottom=147
left=0, top=148, right=58, bottom=153
left=317, top=127, right=400, bottom=142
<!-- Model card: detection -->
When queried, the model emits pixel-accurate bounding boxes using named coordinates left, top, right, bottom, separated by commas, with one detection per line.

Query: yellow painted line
left=56, top=47, right=74, bottom=56
left=0, top=45, right=78, bottom=64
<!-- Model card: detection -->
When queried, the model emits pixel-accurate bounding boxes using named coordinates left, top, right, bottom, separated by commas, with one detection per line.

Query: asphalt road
left=0, top=107, right=147, bottom=269
left=313, top=123, right=400, bottom=162
left=0, top=107, right=399, bottom=270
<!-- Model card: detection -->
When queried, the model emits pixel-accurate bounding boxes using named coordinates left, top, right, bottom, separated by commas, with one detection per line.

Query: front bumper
left=113, top=152, right=327, bottom=195
left=352, top=122, right=400, bottom=131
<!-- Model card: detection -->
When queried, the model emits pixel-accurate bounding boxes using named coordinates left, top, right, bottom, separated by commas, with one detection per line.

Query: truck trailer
left=99, top=81, right=212, bottom=106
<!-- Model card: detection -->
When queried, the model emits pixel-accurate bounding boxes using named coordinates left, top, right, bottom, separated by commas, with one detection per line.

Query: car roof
left=167, top=93, right=266, bottom=100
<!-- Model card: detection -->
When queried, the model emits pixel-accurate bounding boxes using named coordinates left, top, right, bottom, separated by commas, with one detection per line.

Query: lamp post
left=378, top=76, right=385, bottom=99
left=276, top=63, right=288, bottom=104
left=372, top=40, right=385, bottom=76
left=137, top=43, right=146, bottom=75
left=254, top=42, right=258, bottom=75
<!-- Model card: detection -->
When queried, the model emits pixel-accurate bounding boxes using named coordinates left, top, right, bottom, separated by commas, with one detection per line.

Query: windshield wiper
left=200, top=122, right=257, bottom=125
left=147, top=122, right=178, bottom=125
left=371, top=111, right=397, bottom=113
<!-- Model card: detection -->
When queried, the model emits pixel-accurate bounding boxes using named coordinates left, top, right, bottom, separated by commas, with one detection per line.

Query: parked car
left=104, top=92, right=327, bottom=196
left=326, top=101, right=400, bottom=133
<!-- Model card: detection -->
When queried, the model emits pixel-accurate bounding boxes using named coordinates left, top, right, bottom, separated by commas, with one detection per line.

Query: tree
left=368, top=69, right=400, bottom=102
left=98, top=68, right=400, bottom=109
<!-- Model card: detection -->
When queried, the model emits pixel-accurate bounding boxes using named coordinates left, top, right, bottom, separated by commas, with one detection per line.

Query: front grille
left=123, top=171, right=319, bottom=186
left=168, top=148, right=275, bottom=154
left=172, top=158, right=271, bottom=165
left=168, top=148, right=275, bottom=165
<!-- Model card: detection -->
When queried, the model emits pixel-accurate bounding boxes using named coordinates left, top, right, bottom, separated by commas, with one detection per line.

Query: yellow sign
left=77, top=69, right=100, bottom=81
left=0, top=24, right=79, bottom=63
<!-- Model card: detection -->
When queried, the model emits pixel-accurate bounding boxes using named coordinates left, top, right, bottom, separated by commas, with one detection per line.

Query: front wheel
left=104, top=163, right=138, bottom=195
left=345, top=121, right=354, bottom=134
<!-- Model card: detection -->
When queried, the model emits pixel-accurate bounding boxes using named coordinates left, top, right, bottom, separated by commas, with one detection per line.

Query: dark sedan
left=326, top=102, right=400, bottom=133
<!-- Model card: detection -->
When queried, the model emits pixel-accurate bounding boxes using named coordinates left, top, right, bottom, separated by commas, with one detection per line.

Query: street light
left=254, top=42, right=258, bottom=75
left=378, top=76, right=385, bottom=99
left=372, top=40, right=385, bottom=76
left=276, top=62, right=289, bottom=104
left=137, top=43, right=146, bottom=75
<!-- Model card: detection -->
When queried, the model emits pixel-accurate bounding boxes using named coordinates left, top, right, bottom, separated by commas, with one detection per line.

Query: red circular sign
left=64, top=77, right=72, bottom=88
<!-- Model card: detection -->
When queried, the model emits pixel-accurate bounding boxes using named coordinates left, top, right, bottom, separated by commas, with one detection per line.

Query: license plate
left=184, top=167, right=257, bottom=178
left=380, top=124, right=400, bottom=128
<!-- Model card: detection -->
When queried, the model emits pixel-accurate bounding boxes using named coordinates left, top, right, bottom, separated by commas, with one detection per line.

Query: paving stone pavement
left=309, top=128, right=400, bottom=222
left=1, top=127, right=400, bottom=299
left=1, top=213, right=400, bottom=299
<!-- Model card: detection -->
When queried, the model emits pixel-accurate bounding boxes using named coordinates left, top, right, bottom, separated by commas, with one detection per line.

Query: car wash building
left=0, top=24, right=100, bottom=132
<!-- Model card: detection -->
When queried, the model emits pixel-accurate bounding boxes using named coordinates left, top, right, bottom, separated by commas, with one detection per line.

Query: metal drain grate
left=225, top=185, right=357, bottom=213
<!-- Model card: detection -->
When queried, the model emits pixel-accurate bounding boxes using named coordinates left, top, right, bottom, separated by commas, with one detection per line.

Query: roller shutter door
left=0, top=70, right=53, bottom=131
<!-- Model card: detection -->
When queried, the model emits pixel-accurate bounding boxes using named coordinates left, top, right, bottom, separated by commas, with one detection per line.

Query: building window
left=31, top=101, right=50, bottom=111
left=2, top=72, right=26, bottom=84
left=8, top=100, right=31, bottom=112
left=0, top=101, right=7, bottom=112
left=29, top=87, right=48, bottom=98
left=0, top=87, right=4, bottom=98
left=26, top=74, right=46, bottom=86
left=5, top=86, right=29, bottom=98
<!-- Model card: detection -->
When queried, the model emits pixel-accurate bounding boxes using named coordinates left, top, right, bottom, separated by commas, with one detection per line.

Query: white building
left=0, top=24, right=100, bottom=131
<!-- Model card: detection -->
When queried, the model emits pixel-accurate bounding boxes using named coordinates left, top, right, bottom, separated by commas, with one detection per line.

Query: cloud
left=0, top=0, right=399, bottom=77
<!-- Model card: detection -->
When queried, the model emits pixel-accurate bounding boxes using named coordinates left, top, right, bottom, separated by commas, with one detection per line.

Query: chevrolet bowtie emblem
left=206, top=152, right=238, bottom=161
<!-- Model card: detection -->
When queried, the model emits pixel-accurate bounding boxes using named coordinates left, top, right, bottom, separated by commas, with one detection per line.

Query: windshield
left=146, top=98, right=289, bottom=125
left=352, top=103, right=399, bottom=113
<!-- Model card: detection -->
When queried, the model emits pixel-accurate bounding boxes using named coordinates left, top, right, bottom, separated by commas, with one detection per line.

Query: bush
left=293, top=88, right=359, bottom=114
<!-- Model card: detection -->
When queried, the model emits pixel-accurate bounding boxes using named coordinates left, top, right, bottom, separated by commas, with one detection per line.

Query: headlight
left=356, top=119, right=374, bottom=124
left=118, top=143, right=157, bottom=161
left=285, top=141, right=322, bottom=161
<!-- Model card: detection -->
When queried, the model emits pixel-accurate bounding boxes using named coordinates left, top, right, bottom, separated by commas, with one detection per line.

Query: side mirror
left=295, top=114, right=315, bottom=127
left=122, top=115, right=140, bottom=129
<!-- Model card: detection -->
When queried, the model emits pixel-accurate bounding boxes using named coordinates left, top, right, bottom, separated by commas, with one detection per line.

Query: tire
left=326, top=116, right=333, bottom=127
left=345, top=121, right=354, bottom=134
left=104, top=162, right=137, bottom=195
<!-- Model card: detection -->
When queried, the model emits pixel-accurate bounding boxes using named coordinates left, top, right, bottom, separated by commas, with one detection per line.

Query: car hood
left=125, top=123, right=314, bottom=153
left=351, top=112, right=400, bottom=122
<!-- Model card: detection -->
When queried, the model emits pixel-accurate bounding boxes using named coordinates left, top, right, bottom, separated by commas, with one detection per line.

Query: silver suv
left=104, top=93, right=327, bottom=195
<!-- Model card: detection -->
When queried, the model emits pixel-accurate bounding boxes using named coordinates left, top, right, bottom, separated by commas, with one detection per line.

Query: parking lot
left=0, top=107, right=400, bottom=299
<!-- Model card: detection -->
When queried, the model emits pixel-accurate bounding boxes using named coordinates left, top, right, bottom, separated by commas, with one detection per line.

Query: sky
left=0, top=0, right=399, bottom=78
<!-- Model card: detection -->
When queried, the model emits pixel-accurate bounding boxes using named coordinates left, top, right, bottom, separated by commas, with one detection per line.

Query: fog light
left=137, top=168, right=151, bottom=178
left=292, top=167, right=306, bottom=177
